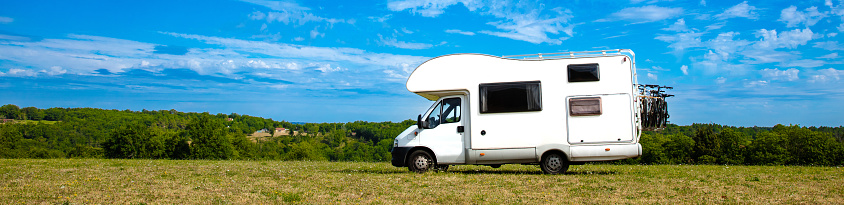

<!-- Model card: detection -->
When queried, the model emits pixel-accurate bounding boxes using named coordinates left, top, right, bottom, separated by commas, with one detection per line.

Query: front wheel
left=407, top=150, right=434, bottom=173
left=540, top=152, right=569, bottom=174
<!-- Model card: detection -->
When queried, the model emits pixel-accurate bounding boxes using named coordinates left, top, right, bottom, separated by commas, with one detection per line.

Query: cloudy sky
left=1, top=0, right=843, bottom=126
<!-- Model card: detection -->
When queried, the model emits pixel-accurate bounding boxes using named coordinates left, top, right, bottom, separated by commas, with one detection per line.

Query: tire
left=489, top=164, right=501, bottom=168
left=407, top=150, right=434, bottom=173
left=540, top=152, right=569, bottom=174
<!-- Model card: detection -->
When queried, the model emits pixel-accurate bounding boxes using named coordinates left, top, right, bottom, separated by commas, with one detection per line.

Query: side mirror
left=417, top=114, right=423, bottom=129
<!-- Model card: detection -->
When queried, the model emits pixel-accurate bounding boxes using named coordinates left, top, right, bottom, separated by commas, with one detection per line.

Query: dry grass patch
left=0, top=159, right=841, bottom=204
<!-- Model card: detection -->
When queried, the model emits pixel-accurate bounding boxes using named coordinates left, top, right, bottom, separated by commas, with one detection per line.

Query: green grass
left=0, top=159, right=841, bottom=204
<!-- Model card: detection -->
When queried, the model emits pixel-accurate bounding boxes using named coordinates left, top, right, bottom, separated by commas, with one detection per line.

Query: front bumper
left=391, top=147, right=412, bottom=167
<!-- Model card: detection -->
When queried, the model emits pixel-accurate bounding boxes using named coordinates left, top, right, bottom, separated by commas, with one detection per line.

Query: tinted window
left=479, top=81, right=542, bottom=113
left=569, top=97, right=602, bottom=116
left=424, top=97, right=461, bottom=129
left=568, top=63, right=600, bottom=82
left=426, top=101, right=442, bottom=129
left=441, top=98, right=461, bottom=123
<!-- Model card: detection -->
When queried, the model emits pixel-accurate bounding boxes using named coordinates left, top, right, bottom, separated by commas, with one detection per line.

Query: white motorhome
left=390, top=49, right=648, bottom=174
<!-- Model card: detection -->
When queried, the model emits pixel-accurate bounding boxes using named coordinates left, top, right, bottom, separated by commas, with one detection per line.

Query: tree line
left=1, top=104, right=843, bottom=165
left=0, top=104, right=413, bottom=161
left=626, top=124, right=844, bottom=166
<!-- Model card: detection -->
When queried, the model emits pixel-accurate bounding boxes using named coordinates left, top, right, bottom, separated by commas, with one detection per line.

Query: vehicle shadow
left=331, top=169, right=409, bottom=174
left=448, top=169, right=618, bottom=175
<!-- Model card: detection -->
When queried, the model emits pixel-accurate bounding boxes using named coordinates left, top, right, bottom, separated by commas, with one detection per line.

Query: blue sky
left=1, top=0, right=843, bottom=126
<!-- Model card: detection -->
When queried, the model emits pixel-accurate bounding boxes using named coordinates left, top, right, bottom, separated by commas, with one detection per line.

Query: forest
left=1, top=104, right=842, bottom=165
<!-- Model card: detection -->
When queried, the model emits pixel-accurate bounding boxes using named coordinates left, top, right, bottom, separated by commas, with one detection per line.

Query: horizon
left=2, top=0, right=844, bottom=126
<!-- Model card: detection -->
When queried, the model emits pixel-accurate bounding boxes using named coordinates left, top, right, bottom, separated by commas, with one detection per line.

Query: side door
left=419, top=95, right=466, bottom=164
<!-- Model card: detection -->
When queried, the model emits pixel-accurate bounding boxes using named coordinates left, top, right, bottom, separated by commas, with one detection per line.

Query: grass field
left=1, top=159, right=842, bottom=204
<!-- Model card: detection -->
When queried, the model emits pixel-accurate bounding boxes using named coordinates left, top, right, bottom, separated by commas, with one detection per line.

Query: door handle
left=457, top=126, right=464, bottom=133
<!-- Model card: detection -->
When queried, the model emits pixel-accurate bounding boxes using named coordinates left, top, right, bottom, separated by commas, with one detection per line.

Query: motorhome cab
left=391, top=49, right=648, bottom=174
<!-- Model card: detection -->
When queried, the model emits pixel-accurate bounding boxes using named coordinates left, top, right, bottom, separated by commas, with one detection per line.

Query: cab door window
left=441, top=98, right=461, bottom=123
left=425, top=97, right=461, bottom=129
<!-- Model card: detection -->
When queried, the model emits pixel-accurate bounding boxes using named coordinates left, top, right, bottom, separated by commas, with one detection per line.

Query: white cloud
left=779, top=6, right=826, bottom=27
left=241, top=0, right=308, bottom=11
left=387, top=0, right=465, bottom=17
left=368, top=14, right=392, bottom=23
left=745, top=80, right=768, bottom=87
left=388, top=0, right=575, bottom=45
left=809, top=68, right=843, bottom=83
left=753, top=28, right=814, bottom=50
left=663, top=19, right=689, bottom=32
left=378, top=34, right=433, bottom=49
left=400, top=28, right=414, bottom=34
left=607, top=5, right=684, bottom=23
left=312, top=63, right=345, bottom=73
left=0, top=34, right=156, bottom=74
left=700, top=0, right=706, bottom=6
left=707, top=32, right=751, bottom=56
left=310, top=28, right=324, bottom=39
left=655, top=31, right=703, bottom=55
left=445, top=29, right=475, bottom=36
left=779, top=59, right=826, bottom=68
left=44, top=66, right=67, bottom=75
left=647, top=73, right=658, bottom=80
left=819, top=53, right=839, bottom=59
left=163, top=32, right=428, bottom=68
left=681, top=65, right=689, bottom=75
left=244, top=0, right=349, bottom=26
left=0, top=16, right=12, bottom=24
left=705, top=22, right=726, bottom=31
left=741, top=49, right=796, bottom=65
left=695, top=50, right=751, bottom=75
left=813, top=41, right=844, bottom=50
left=0, top=32, right=428, bottom=92
left=760, top=68, right=799, bottom=81
left=716, top=76, right=726, bottom=84
left=7, top=68, right=36, bottom=77
left=714, top=1, right=758, bottom=20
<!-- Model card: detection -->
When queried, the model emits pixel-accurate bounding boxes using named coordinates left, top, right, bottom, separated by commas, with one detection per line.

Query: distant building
left=226, top=118, right=233, bottom=121
left=274, top=128, right=288, bottom=137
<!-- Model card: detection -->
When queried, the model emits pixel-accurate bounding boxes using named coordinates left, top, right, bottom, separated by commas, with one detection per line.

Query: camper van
left=391, top=49, right=649, bottom=174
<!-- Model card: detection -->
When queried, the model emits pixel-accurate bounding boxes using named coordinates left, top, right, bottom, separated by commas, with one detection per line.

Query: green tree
left=21, top=107, right=44, bottom=120
left=286, top=141, right=326, bottom=161
left=717, top=128, right=747, bottom=164
left=186, top=114, right=233, bottom=159
left=0, top=104, right=20, bottom=119
left=664, top=133, right=694, bottom=164
left=639, top=133, right=670, bottom=164
left=102, top=124, right=166, bottom=159
left=692, top=124, right=719, bottom=164
left=746, top=131, right=789, bottom=165
left=774, top=125, right=838, bottom=165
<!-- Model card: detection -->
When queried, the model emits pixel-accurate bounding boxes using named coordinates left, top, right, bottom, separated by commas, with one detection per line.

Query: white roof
left=406, top=51, right=634, bottom=100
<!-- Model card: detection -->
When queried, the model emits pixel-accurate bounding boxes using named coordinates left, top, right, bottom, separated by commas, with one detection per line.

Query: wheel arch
left=540, top=149, right=570, bottom=163
left=407, top=146, right=438, bottom=164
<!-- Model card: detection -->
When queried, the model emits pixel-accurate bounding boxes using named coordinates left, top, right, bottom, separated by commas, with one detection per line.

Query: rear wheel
left=407, top=150, right=434, bottom=173
left=489, top=164, right=502, bottom=168
left=540, top=152, right=569, bottom=174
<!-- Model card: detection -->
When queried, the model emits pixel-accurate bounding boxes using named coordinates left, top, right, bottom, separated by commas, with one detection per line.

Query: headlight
left=393, top=139, right=398, bottom=147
